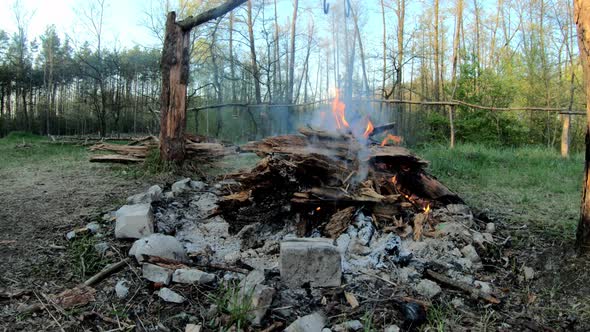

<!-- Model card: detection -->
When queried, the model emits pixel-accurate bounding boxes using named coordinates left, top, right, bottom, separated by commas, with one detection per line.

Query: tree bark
left=159, top=12, right=191, bottom=162
left=449, top=0, right=463, bottom=149
left=159, top=0, right=247, bottom=162
left=574, top=0, right=590, bottom=252
left=287, top=0, right=299, bottom=104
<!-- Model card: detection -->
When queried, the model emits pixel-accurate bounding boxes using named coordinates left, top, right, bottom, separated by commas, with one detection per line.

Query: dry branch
left=425, top=269, right=500, bottom=304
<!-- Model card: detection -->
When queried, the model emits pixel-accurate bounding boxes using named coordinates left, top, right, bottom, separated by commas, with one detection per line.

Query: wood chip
left=325, top=207, right=356, bottom=238
left=51, top=285, right=96, bottom=309
left=345, top=292, right=359, bottom=309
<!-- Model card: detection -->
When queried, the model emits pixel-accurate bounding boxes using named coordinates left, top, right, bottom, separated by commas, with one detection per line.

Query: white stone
left=332, top=320, right=363, bottom=332
left=474, top=280, right=493, bottom=295
left=415, top=279, right=442, bottom=299
left=485, top=223, right=496, bottom=234
left=158, top=287, right=185, bottom=303
left=172, top=178, right=193, bottom=195
left=384, top=325, right=400, bottom=332
left=322, top=329, right=332, bottom=332
left=482, top=232, right=494, bottom=243
left=238, top=270, right=275, bottom=326
left=142, top=263, right=173, bottom=285
left=523, top=266, right=535, bottom=281
left=115, top=204, right=154, bottom=239
left=127, top=185, right=163, bottom=204
left=280, top=238, right=342, bottom=288
left=129, top=233, right=188, bottom=263
left=461, top=245, right=481, bottom=264
left=472, top=231, right=485, bottom=246
left=172, top=268, right=216, bottom=284
left=86, top=222, right=100, bottom=233
left=94, top=242, right=110, bottom=255
left=285, top=312, right=327, bottom=332
left=190, top=181, right=206, bottom=190
left=185, top=324, right=201, bottom=332
left=115, top=280, right=129, bottom=299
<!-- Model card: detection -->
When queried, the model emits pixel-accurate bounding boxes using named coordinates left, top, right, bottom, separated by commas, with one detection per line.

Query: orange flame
left=363, top=120, right=374, bottom=138
left=316, top=207, right=321, bottom=211
left=331, top=90, right=349, bottom=129
left=424, top=204, right=431, bottom=214
left=381, top=133, right=403, bottom=146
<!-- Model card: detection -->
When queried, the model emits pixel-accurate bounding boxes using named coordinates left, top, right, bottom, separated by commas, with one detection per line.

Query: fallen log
left=424, top=269, right=500, bottom=304
left=89, top=154, right=144, bottom=164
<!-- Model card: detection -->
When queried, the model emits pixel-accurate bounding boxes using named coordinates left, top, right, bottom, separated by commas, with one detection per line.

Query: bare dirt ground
left=0, top=141, right=154, bottom=331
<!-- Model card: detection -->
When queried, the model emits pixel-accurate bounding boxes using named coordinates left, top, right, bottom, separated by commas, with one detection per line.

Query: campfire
left=220, top=91, right=463, bottom=240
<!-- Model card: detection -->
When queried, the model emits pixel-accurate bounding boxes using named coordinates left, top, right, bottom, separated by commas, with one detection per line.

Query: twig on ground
left=425, top=269, right=500, bottom=304
left=84, top=258, right=131, bottom=287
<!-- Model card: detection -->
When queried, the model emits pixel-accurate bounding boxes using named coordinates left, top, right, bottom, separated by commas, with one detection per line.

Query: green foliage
left=209, top=282, right=254, bottom=331
left=67, top=235, right=110, bottom=280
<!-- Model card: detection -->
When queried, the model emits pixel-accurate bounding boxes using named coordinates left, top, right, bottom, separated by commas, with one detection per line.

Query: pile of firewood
left=218, top=127, right=463, bottom=238
left=89, top=135, right=236, bottom=163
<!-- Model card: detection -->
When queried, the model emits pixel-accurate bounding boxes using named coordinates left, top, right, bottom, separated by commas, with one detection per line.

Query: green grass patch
left=417, top=143, right=583, bottom=241
left=0, top=132, right=88, bottom=170
left=66, top=235, right=110, bottom=280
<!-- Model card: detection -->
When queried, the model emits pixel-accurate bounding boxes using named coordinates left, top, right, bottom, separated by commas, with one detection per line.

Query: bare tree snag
left=574, top=0, right=590, bottom=252
left=159, top=0, right=247, bottom=162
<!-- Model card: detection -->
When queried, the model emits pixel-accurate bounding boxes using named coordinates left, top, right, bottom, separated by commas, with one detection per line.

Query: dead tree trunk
left=574, top=0, right=590, bottom=252
left=159, top=0, right=247, bottom=162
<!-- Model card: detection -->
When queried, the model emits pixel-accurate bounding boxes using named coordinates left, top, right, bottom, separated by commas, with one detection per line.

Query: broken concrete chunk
left=249, top=284, right=276, bottom=325
left=142, top=263, right=173, bottom=285
left=384, top=325, right=401, bottom=332
left=190, top=181, right=206, bottom=190
left=129, top=233, right=188, bottom=263
left=415, top=279, right=442, bottom=299
left=127, top=185, right=163, bottom=204
left=280, top=238, right=342, bottom=288
left=472, top=231, right=485, bottom=246
left=158, top=287, right=185, bottom=303
left=115, top=280, right=129, bottom=299
left=485, top=223, right=496, bottom=234
left=285, top=312, right=327, bottom=332
left=115, top=204, right=154, bottom=239
left=185, top=324, right=201, bottom=332
left=94, top=242, right=110, bottom=255
left=172, top=268, right=215, bottom=284
left=172, top=178, right=193, bottom=195
left=332, top=320, right=363, bottom=332
left=460, top=244, right=481, bottom=264
left=474, top=280, right=493, bottom=295
left=238, top=270, right=275, bottom=326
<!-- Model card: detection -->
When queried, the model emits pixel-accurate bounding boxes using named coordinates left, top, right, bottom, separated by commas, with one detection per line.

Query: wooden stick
left=424, top=269, right=500, bottom=304
left=84, top=258, right=130, bottom=287
left=260, top=321, right=284, bottom=332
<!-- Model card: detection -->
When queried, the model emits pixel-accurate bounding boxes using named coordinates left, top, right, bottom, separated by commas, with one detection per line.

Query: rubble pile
left=97, top=136, right=502, bottom=330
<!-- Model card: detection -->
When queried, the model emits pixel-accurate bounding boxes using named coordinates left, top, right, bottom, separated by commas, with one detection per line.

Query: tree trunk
left=247, top=0, right=262, bottom=104
left=159, top=12, right=191, bottom=162
left=433, top=0, right=441, bottom=103
left=449, top=0, right=463, bottom=149
left=380, top=0, right=387, bottom=102
left=574, top=0, right=590, bottom=252
left=287, top=0, right=299, bottom=104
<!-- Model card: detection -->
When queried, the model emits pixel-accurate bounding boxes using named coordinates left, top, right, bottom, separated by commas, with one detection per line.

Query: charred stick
left=424, top=269, right=500, bottom=304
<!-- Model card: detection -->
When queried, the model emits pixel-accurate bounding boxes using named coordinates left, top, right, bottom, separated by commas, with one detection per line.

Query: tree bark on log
left=159, top=12, right=191, bottom=162
left=159, top=0, right=247, bottom=162
left=574, top=0, right=590, bottom=252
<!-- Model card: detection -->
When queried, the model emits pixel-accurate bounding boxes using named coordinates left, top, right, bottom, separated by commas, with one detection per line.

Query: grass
left=417, top=143, right=584, bottom=241
left=66, top=235, right=110, bottom=280
left=209, top=281, right=254, bottom=331
left=0, top=132, right=88, bottom=170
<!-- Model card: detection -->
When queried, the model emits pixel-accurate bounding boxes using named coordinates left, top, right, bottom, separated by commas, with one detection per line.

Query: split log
left=89, top=143, right=150, bottom=157
left=325, top=206, right=356, bottom=238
